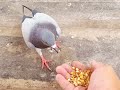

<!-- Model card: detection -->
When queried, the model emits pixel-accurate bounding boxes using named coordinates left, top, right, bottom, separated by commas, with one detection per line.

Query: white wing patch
left=22, top=18, right=35, bottom=48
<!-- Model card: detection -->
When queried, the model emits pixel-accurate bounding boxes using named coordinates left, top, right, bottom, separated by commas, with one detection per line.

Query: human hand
left=56, top=61, right=87, bottom=90
left=88, top=61, right=120, bottom=90
left=56, top=61, right=120, bottom=90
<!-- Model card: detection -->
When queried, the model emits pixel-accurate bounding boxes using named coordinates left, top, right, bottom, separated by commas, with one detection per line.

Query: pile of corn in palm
left=67, top=67, right=92, bottom=87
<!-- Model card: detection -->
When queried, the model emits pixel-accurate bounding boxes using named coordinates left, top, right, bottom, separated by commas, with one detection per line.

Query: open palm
left=56, top=61, right=87, bottom=90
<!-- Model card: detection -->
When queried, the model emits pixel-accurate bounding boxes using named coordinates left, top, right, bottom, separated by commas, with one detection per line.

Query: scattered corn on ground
left=67, top=67, right=92, bottom=87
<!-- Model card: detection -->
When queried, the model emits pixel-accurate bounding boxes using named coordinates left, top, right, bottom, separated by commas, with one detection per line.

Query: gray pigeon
left=21, top=5, right=61, bottom=70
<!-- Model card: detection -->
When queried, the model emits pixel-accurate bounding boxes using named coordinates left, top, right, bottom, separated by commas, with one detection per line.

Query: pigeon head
left=40, top=30, right=60, bottom=53
left=30, top=28, right=59, bottom=51
left=40, top=29, right=55, bottom=47
left=30, top=24, right=61, bottom=53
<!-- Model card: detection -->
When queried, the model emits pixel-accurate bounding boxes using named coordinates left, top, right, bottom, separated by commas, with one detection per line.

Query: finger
left=74, top=86, right=86, bottom=90
left=56, top=66, right=70, bottom=79
left=71, top=61, right=86, bottom=70
left=56, top=74, right=74, bottom=90
left=61, top=64, right=72, bottom=73
left=90, top=60, right=105, bottom=69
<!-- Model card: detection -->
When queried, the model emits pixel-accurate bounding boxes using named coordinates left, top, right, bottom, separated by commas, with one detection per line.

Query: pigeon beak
left=51, top=44, right=60, bottom=53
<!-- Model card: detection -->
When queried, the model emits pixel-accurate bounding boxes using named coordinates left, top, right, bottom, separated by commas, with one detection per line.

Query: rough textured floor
left=0, top=0, right=120, bottom=90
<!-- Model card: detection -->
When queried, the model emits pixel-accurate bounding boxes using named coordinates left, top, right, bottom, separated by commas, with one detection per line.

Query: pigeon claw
left=41, top=56, right=52, bottom=71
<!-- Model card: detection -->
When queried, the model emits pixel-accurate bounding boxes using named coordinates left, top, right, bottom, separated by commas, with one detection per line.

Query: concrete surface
left=0, top=0, right=120, bottom=90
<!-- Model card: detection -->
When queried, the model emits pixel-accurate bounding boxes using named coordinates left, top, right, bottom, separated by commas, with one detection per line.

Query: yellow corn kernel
left=77, top=81, right=82, bottom=85
left=76, top=70, right=80, bottom=73
left=73, top=81, right=78, bottom=86
left=80, top=74, right=84, bottom=79
left=70, top=72, right=76, bottom=75
left=75, top=68, right=79, bottom=71
left=80, top=72, right=84, bottom=75
left=68, top=78, right=71, bottom=81
left=72, top=67, right=76, bottom=70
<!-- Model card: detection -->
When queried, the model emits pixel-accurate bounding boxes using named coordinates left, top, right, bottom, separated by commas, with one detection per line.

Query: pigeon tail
left=22, top=5, right=38, bottom=16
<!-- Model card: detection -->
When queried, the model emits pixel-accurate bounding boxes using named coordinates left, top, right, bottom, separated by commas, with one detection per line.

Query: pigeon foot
left=40, top=55, right=52, bottom=71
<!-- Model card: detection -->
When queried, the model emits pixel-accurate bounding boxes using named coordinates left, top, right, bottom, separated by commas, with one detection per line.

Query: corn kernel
left=76, top=70, right=80, bottom=73
left=70, top=72, right=75, bottom=75
left=73, top=81, right=78, bottom=86
left=80, top=75, right=84, bottom=79
left=75, top=68, right=79, bottom=71
left=68, top=78, right=71, bottom=81
left=72, top=67, right=76, bottom=70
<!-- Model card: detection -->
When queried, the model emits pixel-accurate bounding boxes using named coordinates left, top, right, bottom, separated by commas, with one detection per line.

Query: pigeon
left=21, top=5, right=61, bottom=71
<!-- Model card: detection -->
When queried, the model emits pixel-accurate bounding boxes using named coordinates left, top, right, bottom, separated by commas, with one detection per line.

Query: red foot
left=40, top=55, right=52, bottom=71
